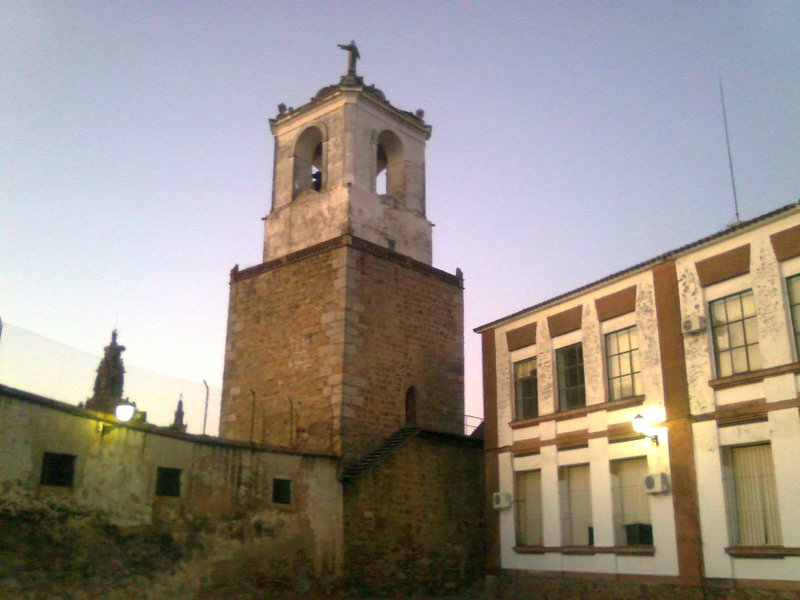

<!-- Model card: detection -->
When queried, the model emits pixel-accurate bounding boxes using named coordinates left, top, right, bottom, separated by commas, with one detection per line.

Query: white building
left=476, top=202, right=800, bottom=595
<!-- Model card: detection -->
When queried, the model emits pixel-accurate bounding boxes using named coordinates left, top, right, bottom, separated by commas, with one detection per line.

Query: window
left=155, top=467, right=181, bottom=497
left=559, top=464, right=592, bottom=546
left=273, top=478, right=292, bottom=504
left=710, top=290, right=761, bottom=377
left=722, top=444, right=782, bottom=546
left=611, top=457, right=652, bottom=545
left=605, top=327, right=642, bottom=401
left=40, top=452, right=76, bottom=487
left=556, top=343, right=585, bottom=410
left=513, top=358, right=538, bottom=420
left=514, top=470, right=543, bottom=546
left=787, top=274, right=800, bottom=355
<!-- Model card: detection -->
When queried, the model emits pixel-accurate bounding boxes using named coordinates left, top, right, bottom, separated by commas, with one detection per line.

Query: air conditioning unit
left=682, top=315, right=707, bottom=334
left=643, top=472, right=670, bottom=494
left=492, top=492, right=512, bottom=510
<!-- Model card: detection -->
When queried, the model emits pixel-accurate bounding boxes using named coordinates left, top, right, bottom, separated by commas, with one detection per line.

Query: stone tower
left=86, top=330, right=126, bottom=414
left=220, top=44, right=464, bottom=465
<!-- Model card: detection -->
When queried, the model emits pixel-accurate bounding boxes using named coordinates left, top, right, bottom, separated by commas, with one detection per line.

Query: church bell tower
left=220, top=44, right=464, bottom=465
left=264, top=42, right=433, bottom=264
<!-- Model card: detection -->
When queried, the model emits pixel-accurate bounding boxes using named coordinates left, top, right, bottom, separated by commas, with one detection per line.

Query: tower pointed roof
left=85, top=330, right=126, bottom=414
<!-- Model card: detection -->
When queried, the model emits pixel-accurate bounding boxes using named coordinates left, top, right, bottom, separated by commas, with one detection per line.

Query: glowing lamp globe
left=115, top=401, right=135, bottom=423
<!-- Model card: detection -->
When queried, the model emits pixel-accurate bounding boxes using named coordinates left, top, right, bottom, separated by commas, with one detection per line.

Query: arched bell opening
left=293, top=126, right=325, bottom=198
left=374, top=129, right=405, bottom=201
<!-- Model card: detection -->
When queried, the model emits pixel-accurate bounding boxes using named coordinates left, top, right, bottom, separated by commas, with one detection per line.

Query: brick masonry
left=343, top=431, right=485, bottom=597
left=220, top=235, right=464, bottom=465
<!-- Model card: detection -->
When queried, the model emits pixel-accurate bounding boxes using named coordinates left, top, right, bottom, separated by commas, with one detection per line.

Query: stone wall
left=341, top=239, right=464, bottom=465
left=220, top=240, right=346, bottom=455
left=220, top=235, right=464, bottom=466
left=343, top=431, right=484, bottom=597
left=0, top=385, right=343, bottom=595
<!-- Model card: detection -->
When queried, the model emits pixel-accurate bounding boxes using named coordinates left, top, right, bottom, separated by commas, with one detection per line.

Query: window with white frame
left=514, top=470, right=543, bottom=546
left=513, top=358, right=538, bottom=420
left=710, top=290, right=761, bottom=377
left=722, top=443, right=782, bottom=546
left=610, top=457, right=652, bottom=545
left=559, top=464, right=593, bottom=546
left=786, top=274, right=800, bottom=356
left=556, top=343, right=585, bottom=411
left=605, top=326, right=642, bottom=401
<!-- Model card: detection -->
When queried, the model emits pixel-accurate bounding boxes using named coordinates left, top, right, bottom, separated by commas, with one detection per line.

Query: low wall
left=0, top=385, right=344, bottom=596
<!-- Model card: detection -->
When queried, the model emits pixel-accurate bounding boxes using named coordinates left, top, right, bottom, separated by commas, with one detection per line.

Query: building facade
left=477, top=203, right=800, bottom=594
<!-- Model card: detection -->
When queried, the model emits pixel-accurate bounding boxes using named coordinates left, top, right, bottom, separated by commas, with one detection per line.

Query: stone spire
left=85, top=330, right=126, bottom=414
left=170, top=395, right=187, bottom=433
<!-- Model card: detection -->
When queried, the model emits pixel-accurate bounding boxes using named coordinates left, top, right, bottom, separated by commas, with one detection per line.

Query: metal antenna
left=719, top=79, right=741, bottom=223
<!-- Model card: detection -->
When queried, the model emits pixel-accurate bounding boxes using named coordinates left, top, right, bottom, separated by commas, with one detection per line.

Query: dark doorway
left=405, top=386, right=417, bottom=426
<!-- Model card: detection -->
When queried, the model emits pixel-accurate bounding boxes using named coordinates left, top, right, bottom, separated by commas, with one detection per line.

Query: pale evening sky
left=2, top=2, right=799, bottom=433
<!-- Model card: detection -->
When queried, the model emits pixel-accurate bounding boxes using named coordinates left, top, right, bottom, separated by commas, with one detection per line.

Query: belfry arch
left=293, top=125, right=326, bottom=197
left=373, top=129, right=406, bottom=200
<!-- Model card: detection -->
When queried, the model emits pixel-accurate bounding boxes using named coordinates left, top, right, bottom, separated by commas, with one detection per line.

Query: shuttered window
left=722, top=444, right=782, bottom=546
left=610, top=457, right=652, bottom=545
left=559, top=464, right=592, bottom=546
left=514, top=470, right=542, bottom=546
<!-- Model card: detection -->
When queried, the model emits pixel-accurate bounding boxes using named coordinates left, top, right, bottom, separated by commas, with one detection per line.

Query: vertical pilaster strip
left=652, top=261, right=704, bottom=584
left=481, top=330, right=501, bottom=571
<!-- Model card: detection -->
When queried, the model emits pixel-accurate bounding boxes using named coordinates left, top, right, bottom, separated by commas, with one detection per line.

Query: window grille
left=559, top=464, right=592, bottom=545
left=40, top=452, right=76, bottom=488
left=722, top=443, right=782, bottom=546
left=710, top=290, right=761, bottom=377
left=610, top=457, right=652, bottom=545
left=273, top=478, right=292, bottom=504
left=605, top=326, right=642, bottom=400
left=155, top=467, right=181, bottom=497
left=514, top=470, right=542, bottom=546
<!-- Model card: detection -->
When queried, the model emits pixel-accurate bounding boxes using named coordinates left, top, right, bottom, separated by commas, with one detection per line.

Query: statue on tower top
left=337, top=40, right=360, bottom=76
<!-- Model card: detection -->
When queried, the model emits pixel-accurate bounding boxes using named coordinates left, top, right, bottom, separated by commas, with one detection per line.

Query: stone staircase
left=341, top=426, right=420, bottom=481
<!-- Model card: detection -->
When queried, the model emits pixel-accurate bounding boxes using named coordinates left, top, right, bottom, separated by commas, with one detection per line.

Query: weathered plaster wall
left=343, top=432, right=484, bottom=597
left=489, top=270, right=679, bottom=578
left=0, top=387, right=343, bottom=588
left=264, top=91, right=432, bottom=264
left=676, top=212, right=800, bottom=583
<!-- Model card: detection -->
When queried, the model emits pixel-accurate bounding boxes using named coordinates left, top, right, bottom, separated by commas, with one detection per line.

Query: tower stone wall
left=219, top=235, right=464, bottom=465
